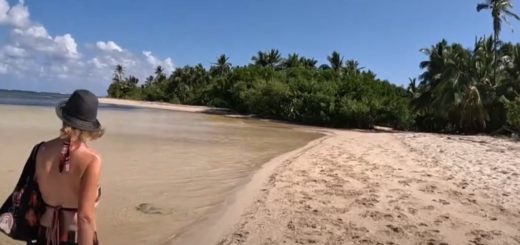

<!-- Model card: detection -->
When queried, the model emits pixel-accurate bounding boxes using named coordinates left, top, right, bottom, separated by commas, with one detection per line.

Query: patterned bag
left=0, top=142, right=44, bottom=242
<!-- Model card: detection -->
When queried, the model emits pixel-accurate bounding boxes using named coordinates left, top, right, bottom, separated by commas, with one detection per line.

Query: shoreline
left=172, top=131, right=333, bottom=245
left=99, top=98, right=235, bottom=115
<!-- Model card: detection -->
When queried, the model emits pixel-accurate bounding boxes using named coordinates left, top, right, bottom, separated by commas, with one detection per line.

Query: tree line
left=108, top=0, right=520, bottom=134
left=108, top=50, right=412, bottom=129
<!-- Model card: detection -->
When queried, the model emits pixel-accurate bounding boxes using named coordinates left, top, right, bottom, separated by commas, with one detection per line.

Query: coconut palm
left=477, top=0, right=520, bottom=82
left=345, top=59, right=363, bottom=75
left=252, top=49, right=282, bottom=67
left=251, top=51, right=268, bottom=66
left=327, top=51, right=343, bottom=73
left=266, top=49, right=282, bottom=67
left=477, top=0, right=520, bottom=50
left=113, top=64, right=125, bottom=82
left=300, top=57, right=318, bottom=69
left=283, top=53, right=301, bottom=68
left=212, top=54, right=231, bottom=75
left=415, top=40, right=490, bottom=131
left=154, top=66, right=166, bottom=83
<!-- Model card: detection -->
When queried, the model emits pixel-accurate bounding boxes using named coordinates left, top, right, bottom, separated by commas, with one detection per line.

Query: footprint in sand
left=384, top=224, right=405, bottom=236
left=354, top=196, right=380, bottom=208
left=419, top=184, right=438, bottom=194
left=135, top=203, right=173, bottom=215
left=407, top=207, right=418, bottom=215
left=467, top=229, right=502, bottom=244
left=433, top=215, right=450, bottom=226
left=360, top=210, right=394, bottom=222
left=433, top=199, right=450, bottom=205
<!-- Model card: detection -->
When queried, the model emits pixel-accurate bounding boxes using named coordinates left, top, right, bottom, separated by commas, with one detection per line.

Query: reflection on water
left=0, top=105, right=320, bottom=244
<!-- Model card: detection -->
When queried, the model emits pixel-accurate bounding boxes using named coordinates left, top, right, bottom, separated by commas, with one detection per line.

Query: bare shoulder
left=82, top=147, right=102, bottom=166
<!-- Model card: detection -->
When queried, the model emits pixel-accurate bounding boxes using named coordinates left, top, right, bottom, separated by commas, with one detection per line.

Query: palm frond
left=477, top=3, right=490, bottom=12
left=504, top=9, right=520, bottom=20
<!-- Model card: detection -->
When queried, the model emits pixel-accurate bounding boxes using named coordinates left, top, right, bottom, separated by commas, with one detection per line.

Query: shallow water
left=0, top=105, right=320, bottom=244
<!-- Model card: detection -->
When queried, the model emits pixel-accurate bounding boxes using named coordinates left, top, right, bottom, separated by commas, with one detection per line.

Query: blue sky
left=0, top=0, right=519, bottom=95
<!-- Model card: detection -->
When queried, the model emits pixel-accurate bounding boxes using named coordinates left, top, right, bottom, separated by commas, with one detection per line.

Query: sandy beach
left=99, top=98, right=233, bottom=115
left=101, top=98, right=520, bottom=244
left=213, top=130, right=520, bottom=245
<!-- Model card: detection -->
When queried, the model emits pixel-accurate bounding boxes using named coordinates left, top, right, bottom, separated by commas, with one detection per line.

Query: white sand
left=99, top=98, right=229, bottom=114
left=214, top=130, right=520, bottom=245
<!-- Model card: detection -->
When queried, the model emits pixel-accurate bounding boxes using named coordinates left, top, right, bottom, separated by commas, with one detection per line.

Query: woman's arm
left=77, top=157, right=101, bottom=245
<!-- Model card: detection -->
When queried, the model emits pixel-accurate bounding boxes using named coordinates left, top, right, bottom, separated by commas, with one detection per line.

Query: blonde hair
left=59, top=124, right=105, bottom=142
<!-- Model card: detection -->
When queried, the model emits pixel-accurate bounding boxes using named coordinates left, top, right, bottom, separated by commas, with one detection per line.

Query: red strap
left=58, top=141, right=71, bottom=173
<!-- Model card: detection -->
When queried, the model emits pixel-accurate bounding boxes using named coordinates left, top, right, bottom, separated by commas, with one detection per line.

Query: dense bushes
left=107, top=51, right=412, bottom=130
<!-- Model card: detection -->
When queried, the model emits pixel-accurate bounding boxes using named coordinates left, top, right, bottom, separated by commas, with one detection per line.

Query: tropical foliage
left=409, top=0, right=520, bottom=133
left=108, top=51, right=412, bottom=129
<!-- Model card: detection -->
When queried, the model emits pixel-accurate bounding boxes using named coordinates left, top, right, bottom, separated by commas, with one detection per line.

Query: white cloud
left=0, top=0, right=175, bottom=94
left=2, top=45, right=27, bottom=58
left=13, top=25, right=50, bottom=39
left=0, top=0, right=30, bottom=28
left=88, top=57, right=107, bottom=69
left=96, top=41, right=123, bottom=52
left=7, top=0, right=29, bottom=28
left=54, top=34, right=79, bottom=59
left=143, top=50, right=174, bottom=72
left=0, top=0, right=9, bottom=24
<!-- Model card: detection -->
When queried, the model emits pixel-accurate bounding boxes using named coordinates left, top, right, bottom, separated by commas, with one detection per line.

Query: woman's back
left=35, top=138, right=100, bottom=231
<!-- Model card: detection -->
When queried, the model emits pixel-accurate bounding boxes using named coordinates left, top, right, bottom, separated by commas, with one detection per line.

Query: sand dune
left=216, top=130, right=520, bottom=245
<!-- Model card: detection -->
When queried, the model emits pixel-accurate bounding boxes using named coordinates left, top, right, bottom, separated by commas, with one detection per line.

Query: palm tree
left=252, top=49, right=282, bottom=67
left=327, top=51, right=343, bottom=73
left=212, top=54, right=231, bottom=75
left=154, top=66, right=166, bottom=82
left=266, top=49, right=282, bottom=67
left=283, top=53, right=301, bottom=68
left=345, top=59, right=363, bottom=75
left=477, top=0, right=520, bottom=82
left=407, top=78, right=418, bottom=98
left=251, top=51, right=268, bottom=66
left=300, top=57, right=318, bottom=69
left=477, top=0, right=520, bottom=50
left=415, top=40, right=489, bottom=131
left=113, top=64, right=125, bottom=82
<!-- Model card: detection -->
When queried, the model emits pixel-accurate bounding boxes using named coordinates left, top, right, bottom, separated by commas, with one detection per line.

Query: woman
left=34, top=89, right=103, bottom=245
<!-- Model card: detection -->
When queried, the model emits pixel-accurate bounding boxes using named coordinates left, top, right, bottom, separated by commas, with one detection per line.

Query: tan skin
left=34, top=134, right=101, bottom=245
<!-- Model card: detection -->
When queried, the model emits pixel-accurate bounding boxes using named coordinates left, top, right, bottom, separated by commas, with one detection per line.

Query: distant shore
left=99, top=97, right=235, bottom=115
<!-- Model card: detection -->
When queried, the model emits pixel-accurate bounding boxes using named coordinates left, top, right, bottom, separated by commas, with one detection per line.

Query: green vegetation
left=108, top=0, right=520, bottom=134
left=108, top=50, right=412, bottom=129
